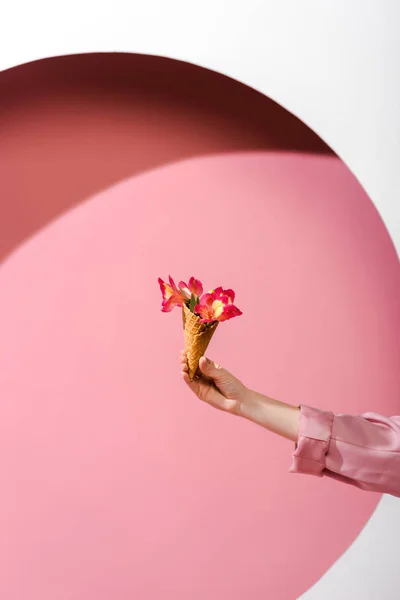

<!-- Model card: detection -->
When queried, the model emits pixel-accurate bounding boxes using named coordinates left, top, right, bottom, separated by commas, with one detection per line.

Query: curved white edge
left=1, top=1, right=400, bottom=598
left=299, top=495, right=400, bottom=600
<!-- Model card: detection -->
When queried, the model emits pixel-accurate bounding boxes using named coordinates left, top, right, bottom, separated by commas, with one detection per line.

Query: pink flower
left=210, top=287, right=235, bottom=304
left=179, top=277, right=203, bottom=299
left=158, top=276, right=187, bottom=312
left=195, top=288, right=242, bottom=323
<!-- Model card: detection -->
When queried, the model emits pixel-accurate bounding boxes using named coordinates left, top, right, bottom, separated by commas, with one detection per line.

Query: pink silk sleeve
left=290, top=405, right=400, bottom=498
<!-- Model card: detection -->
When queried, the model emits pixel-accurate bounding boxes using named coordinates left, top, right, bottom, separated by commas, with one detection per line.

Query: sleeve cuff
left=289, top=405, right=334, bottom=477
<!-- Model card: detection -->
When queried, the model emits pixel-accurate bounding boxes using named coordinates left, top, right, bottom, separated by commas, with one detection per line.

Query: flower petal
left=223, top=288, right=235, bottom=303
left=158, top=277, right=174, bottom=302
left=169, top=275, right=180, bottom=294
left=188, top=277, right=203, bottom=297
left=161, top=296, right=184, bottom=312
left=216, top=304, right=243, bottom=322
left=178, top=282, right=191, bottom=299
left=211, top=299, right=224, bottom=319
left=159, top=276, right=186, bottom=311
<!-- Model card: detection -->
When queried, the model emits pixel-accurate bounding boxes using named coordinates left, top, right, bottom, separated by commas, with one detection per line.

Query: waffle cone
left=182, top=303, right=218, bottom=380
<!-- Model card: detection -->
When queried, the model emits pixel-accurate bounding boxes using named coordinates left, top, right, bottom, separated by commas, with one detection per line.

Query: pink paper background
left=0, top=55, right=399, bottom=600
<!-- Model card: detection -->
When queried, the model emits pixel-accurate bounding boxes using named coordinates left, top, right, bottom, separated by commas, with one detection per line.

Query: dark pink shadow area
left=0, top=52, right=332, bottom=264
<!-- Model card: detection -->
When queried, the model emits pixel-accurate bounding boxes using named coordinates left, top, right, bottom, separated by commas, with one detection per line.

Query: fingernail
left=204, top=357, right=210, bottom=365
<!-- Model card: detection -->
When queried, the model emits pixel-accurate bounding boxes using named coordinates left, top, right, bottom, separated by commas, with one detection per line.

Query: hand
left=179, top=350, right=250, bottom=415
left=180, top=350, right=300, bottom=442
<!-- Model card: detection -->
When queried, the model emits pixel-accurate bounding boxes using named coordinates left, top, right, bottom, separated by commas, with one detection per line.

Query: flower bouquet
left=159, top=276, right=242, bottom=380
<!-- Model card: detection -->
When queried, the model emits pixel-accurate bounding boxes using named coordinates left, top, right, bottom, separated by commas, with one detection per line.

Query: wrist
left=237, top=388, right=300, bottom=442
left=237, top=388, right=269, bottom=425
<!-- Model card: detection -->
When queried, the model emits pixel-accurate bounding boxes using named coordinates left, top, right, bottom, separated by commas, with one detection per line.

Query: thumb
left=198, top=356, right=245, bottom=409
left=199, top=356, right=229, bottom=382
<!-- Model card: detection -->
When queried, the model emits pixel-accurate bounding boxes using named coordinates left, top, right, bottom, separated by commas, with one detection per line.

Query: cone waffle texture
left=182, top=303, right=218, bottom=380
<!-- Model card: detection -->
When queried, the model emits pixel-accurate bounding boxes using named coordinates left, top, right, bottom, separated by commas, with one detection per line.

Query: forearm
left=238, top=389, right=300, bottom=442
left=241, top=393, right=400, bottom=497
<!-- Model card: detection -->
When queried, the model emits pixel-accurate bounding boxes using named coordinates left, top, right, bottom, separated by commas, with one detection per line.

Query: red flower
left=195, top=288, right=242, bottom=323
left=158, top=276, right=187, bottom=312
left=178, top=277, right=203, bottom=299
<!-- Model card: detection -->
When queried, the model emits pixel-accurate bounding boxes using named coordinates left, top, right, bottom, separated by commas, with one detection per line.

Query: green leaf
left=189, top=294, right=196, bottom=312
